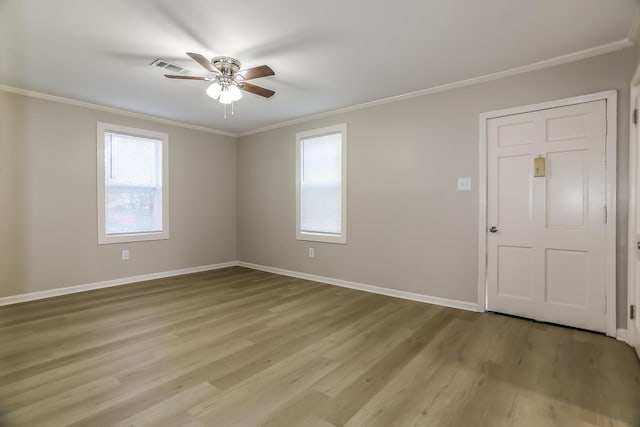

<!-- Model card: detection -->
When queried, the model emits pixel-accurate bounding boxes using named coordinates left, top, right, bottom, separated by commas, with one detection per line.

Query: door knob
left=489, top=226, right=498, bottom=233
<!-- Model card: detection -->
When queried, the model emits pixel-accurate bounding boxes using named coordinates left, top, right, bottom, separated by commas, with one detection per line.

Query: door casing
left=478, top=90, right=618, bottom=338
left=627, top=68, right=640, bottom=354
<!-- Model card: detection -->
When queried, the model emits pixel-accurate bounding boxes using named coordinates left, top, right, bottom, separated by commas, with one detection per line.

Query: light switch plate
left=457, top=177, right=472, bottom=191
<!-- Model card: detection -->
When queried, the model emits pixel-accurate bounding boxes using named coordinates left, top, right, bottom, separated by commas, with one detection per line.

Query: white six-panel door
left=486, top=100, right=607, bottom=332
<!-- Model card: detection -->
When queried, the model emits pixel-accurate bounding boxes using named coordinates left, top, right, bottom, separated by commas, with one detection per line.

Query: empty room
left=1, top=0, right=640, bottom=426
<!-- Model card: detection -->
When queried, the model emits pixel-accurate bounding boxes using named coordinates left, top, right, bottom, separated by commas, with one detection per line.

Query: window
left=296, top=124, right=347, bottom=244
left=97, top=122, right=169, bottom=244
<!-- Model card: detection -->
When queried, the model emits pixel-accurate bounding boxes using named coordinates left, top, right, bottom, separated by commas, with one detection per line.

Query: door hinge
left=634, top=109, right=638, bottom=125
left=631, top=304, right=636, bottom=320
left=603, top=204, right=607, bottom=224
left=604, top=296, right=607, bottom=313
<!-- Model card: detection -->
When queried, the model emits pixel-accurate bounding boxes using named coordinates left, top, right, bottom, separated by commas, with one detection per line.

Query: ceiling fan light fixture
left=206, top=82, right=221, bottom=99
left=219, top=92, right=233, bottom=104
left=228, top=84, right=243, bottom=101
left=166, top=52, right=275, bottom=114
left=219, top=84, right=242, bottom=104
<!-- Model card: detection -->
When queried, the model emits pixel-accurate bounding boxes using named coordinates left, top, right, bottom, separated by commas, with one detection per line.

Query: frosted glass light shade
left=219, top=90, right=233, bottom=104
left=219, top=85, right=242, bottom=104
left=228, top=84, right=242, bottom=101
left=206, top=82, right=221, bottom=99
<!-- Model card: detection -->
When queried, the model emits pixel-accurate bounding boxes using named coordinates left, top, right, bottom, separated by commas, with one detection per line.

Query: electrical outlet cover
left=457, top=177, right=472, bottom=191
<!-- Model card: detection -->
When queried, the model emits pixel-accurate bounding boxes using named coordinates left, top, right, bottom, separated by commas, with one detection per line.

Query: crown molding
left=238, top=39, right=631, bottom=137
left=628, top=6, right=640, bottom=46
left=0, top=84, right=237, bottom=137
left=1, top=37, right=634, bottom=139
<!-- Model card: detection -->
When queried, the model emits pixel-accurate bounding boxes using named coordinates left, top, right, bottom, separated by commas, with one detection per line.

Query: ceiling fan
left=164, top=52, right=275, bottom=104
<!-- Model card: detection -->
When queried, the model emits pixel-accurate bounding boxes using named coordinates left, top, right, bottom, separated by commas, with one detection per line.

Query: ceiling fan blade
left=239, top=82, right=275, bottom=98
left=186, top=52, right=217, bottom=73
left=164, top=74, right=210, bottom=80
left=238, top=65, right=275, bottom=80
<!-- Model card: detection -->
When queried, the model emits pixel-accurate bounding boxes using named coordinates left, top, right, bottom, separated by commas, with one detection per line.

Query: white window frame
left=295, top=123, right=347, bottom=244
left=97, top=122, right=169, bottom=245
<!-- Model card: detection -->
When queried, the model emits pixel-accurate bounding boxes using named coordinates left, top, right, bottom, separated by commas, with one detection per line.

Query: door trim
left=627, top=67, right=640, bottom=348
left=478, top=90, right=618, bottom=337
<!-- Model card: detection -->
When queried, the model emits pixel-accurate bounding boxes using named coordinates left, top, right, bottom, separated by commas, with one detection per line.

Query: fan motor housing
left=212, top=56, right=241, bottom=76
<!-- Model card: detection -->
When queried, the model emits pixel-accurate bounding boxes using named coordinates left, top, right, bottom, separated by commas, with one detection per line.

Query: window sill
left=98, top=230, right=169, bottom=245
left=296, top=232, right=346, bottom=244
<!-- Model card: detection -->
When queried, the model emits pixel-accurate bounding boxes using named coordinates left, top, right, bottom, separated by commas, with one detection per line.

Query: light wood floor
left=0, top=267, right=638, bottom=427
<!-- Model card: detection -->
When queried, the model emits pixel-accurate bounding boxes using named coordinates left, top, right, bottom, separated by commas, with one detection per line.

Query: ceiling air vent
left=150, top=58, right=188, bottom=74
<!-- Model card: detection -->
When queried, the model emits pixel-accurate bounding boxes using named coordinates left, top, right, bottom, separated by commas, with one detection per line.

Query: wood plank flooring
left=0, top=266, right=639, bottom=426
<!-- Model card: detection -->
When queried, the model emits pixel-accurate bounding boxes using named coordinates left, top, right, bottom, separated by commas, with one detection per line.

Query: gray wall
left=1, top=48, right=635, bottom=328
left=0, top=91, right=237, bottom=298
left=237, top=48, right=635, bottom=327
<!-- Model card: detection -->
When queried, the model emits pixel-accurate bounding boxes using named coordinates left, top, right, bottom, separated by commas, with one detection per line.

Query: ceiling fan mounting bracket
left=212, top=56, right=241, bottom=76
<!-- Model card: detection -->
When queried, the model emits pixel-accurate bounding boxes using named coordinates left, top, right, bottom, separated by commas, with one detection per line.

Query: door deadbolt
left=489, top=226, right=498, bottom=233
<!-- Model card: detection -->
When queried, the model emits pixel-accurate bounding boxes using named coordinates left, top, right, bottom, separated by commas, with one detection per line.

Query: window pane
left=106, top=134, right=159, bottom=187
left=300, top=133, right=342, bottom=234
left=105, top=186, right=160, bottom=234
left=104, top=132, right=162, bottom=235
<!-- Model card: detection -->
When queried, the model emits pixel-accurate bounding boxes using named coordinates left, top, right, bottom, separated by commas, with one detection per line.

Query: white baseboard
left=1, top=260, right=480, bottom=313
left=237, top=261, right=480, bottom=312
left=617, top=328, right=628, bottom=343
left=0, top=261, right=238, bottom=306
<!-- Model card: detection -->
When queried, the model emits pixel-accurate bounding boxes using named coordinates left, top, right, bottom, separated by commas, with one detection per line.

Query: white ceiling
left=1, top=0, right=639, bottom=134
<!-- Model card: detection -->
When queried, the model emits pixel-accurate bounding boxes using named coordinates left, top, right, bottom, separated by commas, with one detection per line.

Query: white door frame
left=627, top=67, right=640, bottom=348
left=478, top=90, right=618, bottom=337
